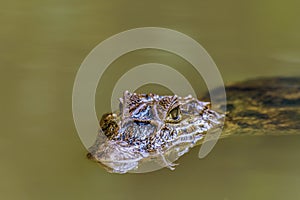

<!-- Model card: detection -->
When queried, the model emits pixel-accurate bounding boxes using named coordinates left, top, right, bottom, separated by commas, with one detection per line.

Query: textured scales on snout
left=87, top=77, right=300, bottom=174
left=87, top=91, right=223, bottom=173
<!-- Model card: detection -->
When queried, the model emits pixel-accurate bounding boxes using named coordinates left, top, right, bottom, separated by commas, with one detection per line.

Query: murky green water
left=1, top=0, right=300, bottom=199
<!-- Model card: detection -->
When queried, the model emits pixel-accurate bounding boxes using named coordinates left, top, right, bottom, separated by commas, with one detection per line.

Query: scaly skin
left=88, top=91, right=223, bottom=173
left=204, top=77, right=300, bottom=138
left=87, top=77, right=300, bottom=174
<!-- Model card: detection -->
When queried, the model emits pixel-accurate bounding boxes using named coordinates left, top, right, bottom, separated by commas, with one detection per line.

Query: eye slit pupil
left=169, top=106, right=180, bottom=120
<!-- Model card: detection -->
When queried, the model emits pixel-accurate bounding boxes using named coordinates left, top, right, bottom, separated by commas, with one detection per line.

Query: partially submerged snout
left=87, top=92, right=224, bottom=173
left=87, top=139, right=144, bottom=173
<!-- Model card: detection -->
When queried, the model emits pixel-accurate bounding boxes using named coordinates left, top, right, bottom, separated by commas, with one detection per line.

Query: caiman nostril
left=86, top=152, right=94, bottom=160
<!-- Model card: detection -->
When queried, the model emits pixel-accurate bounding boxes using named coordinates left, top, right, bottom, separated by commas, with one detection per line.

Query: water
left=1, top=0, right=300, bottom=199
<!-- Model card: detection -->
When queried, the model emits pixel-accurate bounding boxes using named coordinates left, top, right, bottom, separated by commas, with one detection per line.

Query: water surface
left=1, top=0, right=300, bottom=199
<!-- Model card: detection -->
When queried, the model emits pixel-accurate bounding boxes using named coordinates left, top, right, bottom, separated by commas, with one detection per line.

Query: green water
left=1, top=0, right=300, bottom=199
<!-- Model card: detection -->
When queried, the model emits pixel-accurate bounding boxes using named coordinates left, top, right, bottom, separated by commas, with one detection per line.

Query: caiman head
left=87, top=91, right=223, bottom=174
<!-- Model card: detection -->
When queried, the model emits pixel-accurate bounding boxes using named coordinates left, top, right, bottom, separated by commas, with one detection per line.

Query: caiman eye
left=168, top=106, right=181, bottom=121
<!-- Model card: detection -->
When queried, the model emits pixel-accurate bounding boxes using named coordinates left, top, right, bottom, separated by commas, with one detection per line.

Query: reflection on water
left=1, top=0, right=300, bottom=199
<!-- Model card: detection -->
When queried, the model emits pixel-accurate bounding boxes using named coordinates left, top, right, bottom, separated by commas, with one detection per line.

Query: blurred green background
left=1, top=0, right=300, bottom=199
